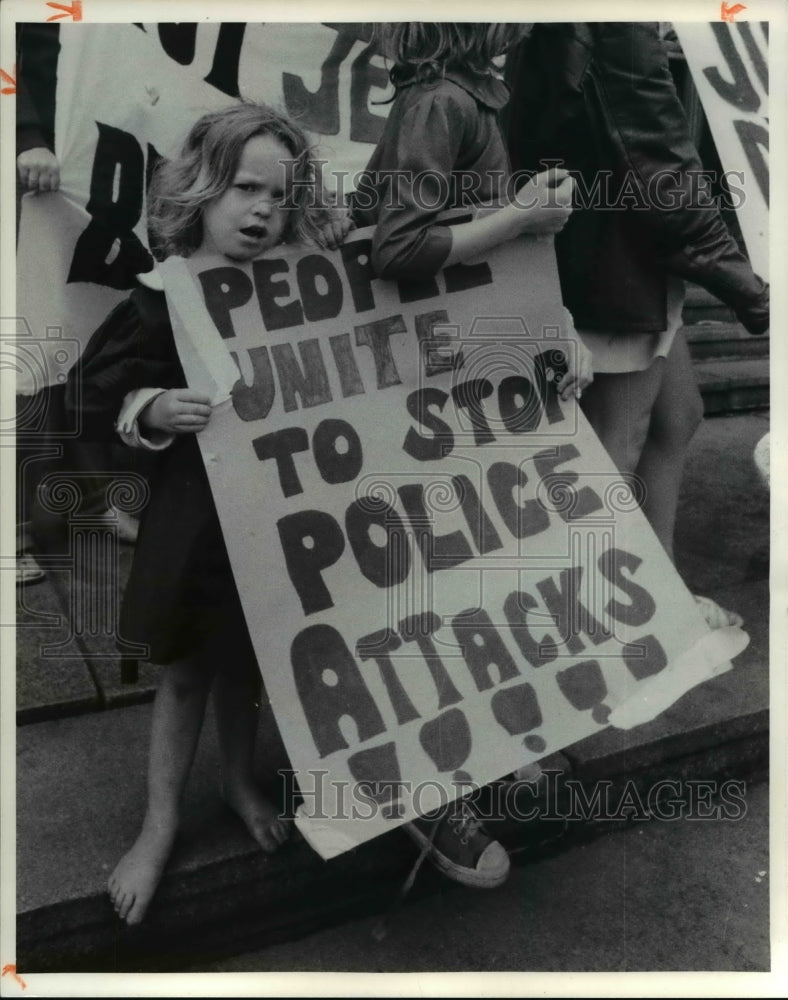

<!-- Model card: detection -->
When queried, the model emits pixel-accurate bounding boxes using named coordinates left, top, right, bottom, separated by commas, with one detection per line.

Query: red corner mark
left=46, top=1, right=83, bottom=21
left=1, top=965, right=27, bottom=990
left=721, top=1, right=747, bottom=21
left=1, top=66, right=17, bottom=95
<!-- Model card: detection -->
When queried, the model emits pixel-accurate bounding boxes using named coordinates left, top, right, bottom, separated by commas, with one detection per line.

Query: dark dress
left=353, top=67, right=512, bottom=279
left=66, top=284, right=251, bottom=665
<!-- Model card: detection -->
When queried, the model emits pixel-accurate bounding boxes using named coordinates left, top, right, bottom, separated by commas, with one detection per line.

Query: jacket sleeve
left=65, top=289, right=186, bottom=441
left=590, top=22, right=769, bottom=333
left=16, top=24, right=60, bottom=155
left=367, top=89, right=464, bottom=280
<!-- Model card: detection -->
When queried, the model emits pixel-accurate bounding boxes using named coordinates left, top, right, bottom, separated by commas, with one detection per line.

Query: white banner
left=677, top=21, right=769, bottom=280
left=162, top=229, right=746, bottom=859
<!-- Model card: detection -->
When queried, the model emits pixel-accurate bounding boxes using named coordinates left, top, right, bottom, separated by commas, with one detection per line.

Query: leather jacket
left=504, top=22, right=769, bottom=335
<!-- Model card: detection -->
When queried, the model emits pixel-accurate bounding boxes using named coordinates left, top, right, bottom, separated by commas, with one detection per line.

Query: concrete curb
left=17, top=653, right=768, bottom=973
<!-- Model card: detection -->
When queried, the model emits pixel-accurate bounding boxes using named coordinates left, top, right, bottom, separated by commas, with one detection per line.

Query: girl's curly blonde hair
left=148, top=102, right=327, bottom=258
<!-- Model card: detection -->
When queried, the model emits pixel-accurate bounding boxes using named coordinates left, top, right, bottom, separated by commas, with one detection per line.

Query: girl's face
left=199, top=133, right=292, bottom=261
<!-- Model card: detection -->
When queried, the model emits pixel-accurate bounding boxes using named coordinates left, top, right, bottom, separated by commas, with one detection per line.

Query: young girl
left=352, top=22, right=594, bottom=891
left=354, top=21, right=594, bottom=401
left=67, top=103, right=343, bottom=926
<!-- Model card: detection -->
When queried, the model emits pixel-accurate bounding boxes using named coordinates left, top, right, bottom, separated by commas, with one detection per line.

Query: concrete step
left=682, top=283, right=770, bottom=363
left=15, top=541, right=157, bottom=725
left=683, top=283, right=737, bottom=325
left=695, top=358, right=770, bottom=414
left=684, top=322, right=769, bottom=361
left=15, top=413, right=770, bottom=971
left=16, top=626, right=768, bottom=973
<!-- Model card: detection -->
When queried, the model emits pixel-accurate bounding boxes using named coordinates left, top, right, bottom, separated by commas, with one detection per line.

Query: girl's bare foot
left=108, top=812, right=177, bottom=925
left=222, top=780, right=292, bottom=852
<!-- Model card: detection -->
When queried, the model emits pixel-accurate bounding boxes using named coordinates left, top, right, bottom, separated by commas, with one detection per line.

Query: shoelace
left=447, top=802, right=482, bottom=845
left=372, top=818, right=441, bottom=942
left=372, top=801, right=484, bottom=940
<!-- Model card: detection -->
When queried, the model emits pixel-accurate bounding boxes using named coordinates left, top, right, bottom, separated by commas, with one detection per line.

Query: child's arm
left=116, top=389, right=175, bottom=450
left=444, top=170, right=574, bottom=266
left=116, top=386, right=212, bottom=450
left=65, top=296, right=176, bottom=442
left=363, top=84, right=574, bottom=279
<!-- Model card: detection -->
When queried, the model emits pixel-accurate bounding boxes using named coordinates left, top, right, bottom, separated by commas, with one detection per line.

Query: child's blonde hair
left=148, top=102, right=326, bottom=258
left=373, top=22, right=529, bottom=87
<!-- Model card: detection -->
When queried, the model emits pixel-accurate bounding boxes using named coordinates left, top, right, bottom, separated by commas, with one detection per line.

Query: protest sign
left=161, top=227, right=744, bottom=859
left=677, top=21, right=769, bottom=280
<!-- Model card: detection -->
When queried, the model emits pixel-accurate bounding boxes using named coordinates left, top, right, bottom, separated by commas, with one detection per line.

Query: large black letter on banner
left=350, top=42, right=389, bottom=143
left=282, top=27, right=356, bottom=134
left=703, top=24, right=761, bottom=112
left=198, top=267, right=254, bottom=339
left=68, top=124, right=153, bottom=288
left=277, top=510, right=345, bottom=614
left=733, top=119, right=769, bottom=205
left=292, top=624, right=386, bottom=757
left=157, top=23, right=246, bottom=97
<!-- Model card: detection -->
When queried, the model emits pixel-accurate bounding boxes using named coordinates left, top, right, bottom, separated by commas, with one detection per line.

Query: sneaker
left=404, top=799, right=510, bottom=889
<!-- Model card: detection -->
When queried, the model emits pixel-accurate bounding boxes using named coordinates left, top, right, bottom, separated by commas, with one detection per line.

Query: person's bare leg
left=580, top=361, right=666, bottom=475
left=634, top=334, right=704, bottom=561
left=634, top=335, right=741, bottom=627
left=211, top=633, right=291, bottom=852
left=108, top=655, right=213, bottom=924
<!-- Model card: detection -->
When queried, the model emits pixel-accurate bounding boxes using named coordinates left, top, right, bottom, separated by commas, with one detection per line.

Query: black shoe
left=405, top=799, right=510, bottom=889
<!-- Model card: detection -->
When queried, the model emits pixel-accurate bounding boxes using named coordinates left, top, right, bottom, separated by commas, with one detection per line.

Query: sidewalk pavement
left=14, top=399, right=770, bottom=972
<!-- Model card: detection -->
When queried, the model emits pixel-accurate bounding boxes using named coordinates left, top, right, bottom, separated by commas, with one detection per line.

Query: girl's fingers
left=172, top=415, right=210, bottom=429
left=176, top=402, right=212, bottom=417
left=322, top=223, right=342, bottom=249
left=175, top=389, right=213, bottom=406
left=557, top=366, right=593, bottom=401
left=558, top=377, right=578, bottom=402
left=542, top=167, right=569, bottom=187
left=322, top=216, right=352, bottom=249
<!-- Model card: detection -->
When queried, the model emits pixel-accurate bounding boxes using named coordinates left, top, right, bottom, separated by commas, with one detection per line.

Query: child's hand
left=140, top=389, right=212, bottom=435
left=509, top=168, right=574, bottom=236
left=319, top=204, right=354, bottom=250
left=17, top=147, right=61, bottom=193
left=556, top=310, right=594, bottom=402
left=557, top=338, right=594, bottom=401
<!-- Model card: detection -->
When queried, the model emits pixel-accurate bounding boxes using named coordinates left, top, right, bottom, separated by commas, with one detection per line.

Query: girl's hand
left=319, top=204, right=354, bottom=249
left=509, top=168, right=574, bottom=236
left=556, top=312, right=594, bottom=402
left=140, top=389, right=212, bottom=434
left=17, top=147, right=61, bottom=193
left=557, top=339, right=594, bottom=401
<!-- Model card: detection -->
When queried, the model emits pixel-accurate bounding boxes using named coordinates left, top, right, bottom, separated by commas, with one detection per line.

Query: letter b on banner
left=68, top=123, right=153, bottom=288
